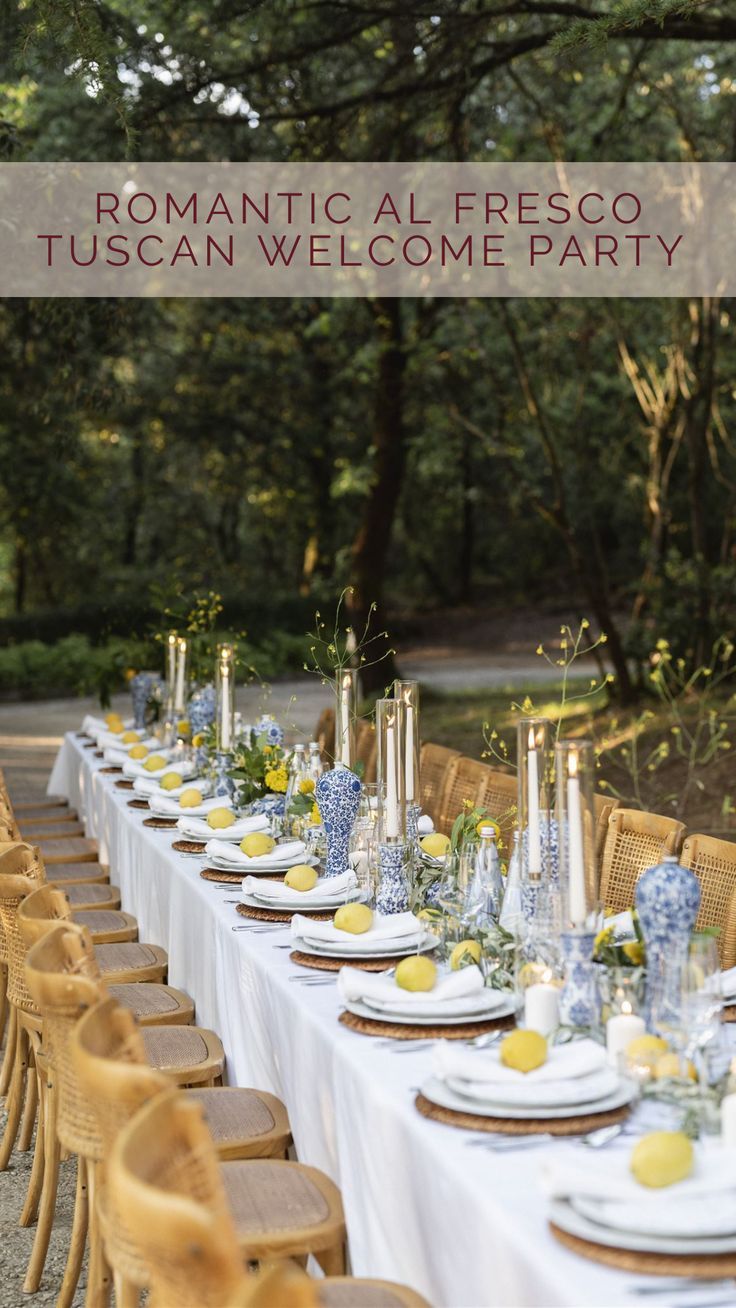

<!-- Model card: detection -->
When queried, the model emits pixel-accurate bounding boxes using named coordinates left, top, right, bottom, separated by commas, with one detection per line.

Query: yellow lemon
left=419, top=833, right=451, bottom=859
left=160, top=772, right=183, bottom=792
left=177, top=719, right=190, bottom=736
left=284, top=865, right=319, bottom=892
left=655, top=1053, right=697, bottom=1082
left=626, top=1034, right=668, bottom=1070
left=105, top=712, right=122, bottom=727
left=143, top=754, right=167, bottom=772
left=450, top=939, right=482, bottom=970
left=121, top=730, right=140, bottom=745
left=207, top=808, right=236, bottom=830
left=108, top=721, right=125, bottom=735
left=630, top=1132, right=693, bottom=1188
left=333, top=903, right=374, bottom=935
left=240, top=833, right=276, bottom=858
left=128, top=744, right=148, bottom=760
left=191, top=733, right=205, bottom=748
left=178, top=788, right=204, bottom=809
left=395, top=956, right=437, bottom=991
left=500, top=1030, right=548, bottom=1073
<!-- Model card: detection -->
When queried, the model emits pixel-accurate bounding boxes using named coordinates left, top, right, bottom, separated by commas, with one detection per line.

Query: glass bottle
left=284, top=744, right=307, bottom=836
left=464, top=827, right=504, bottom=928
left=307, top=741, right=324, bottom=784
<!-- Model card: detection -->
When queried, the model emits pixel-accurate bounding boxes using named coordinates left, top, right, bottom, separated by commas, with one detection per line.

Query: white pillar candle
left=404, top=700, right=414, bottom=803
left=174, top=639, right=187, bottom=713
left=220, top=663, right=231, bottom=751
left=606, top=1005, right=645, bottom=1068
left=721, top=1094, right=736, bottom=1147
left=567, top=750, right=587, bottom=926
left=385, top=718, right=399, bottom=839
left=527, top=728, right=542, bottom=874
left=166, top=633, right=177, bottom=688
left=340, top=673, right=351, bottom=766
left=524, top=980, right=559, bottom=1037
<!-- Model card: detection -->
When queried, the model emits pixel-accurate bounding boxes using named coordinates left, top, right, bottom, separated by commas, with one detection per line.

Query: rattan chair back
left=419, top=744, right=460, bottom=828
left=73, top=998, right=168, bottom=1156
left=599, top=807, right=686, bottom=912
left=314, top=708, right=335, bottom=767
left=476, top=767, right=518, bottom=852
left=0, top=843, right=45, bottom=971
left=436, top=756, right=490, bottom=835
left=24, top=923, right=105, bottom=1160
left=0, top=873, right=45, bottom=1015
left=681, top=833, right=736, bottom=967
left=355, top=721, right=377, bottom=783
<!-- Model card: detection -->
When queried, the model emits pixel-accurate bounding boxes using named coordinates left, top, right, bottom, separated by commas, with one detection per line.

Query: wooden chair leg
left=57, top=1154, right=89, bottom=1308
left=19, top=1069, right=45, bottom=1226
left=0, top=1022, right=27, bottom=1170
left=0, top=1004, right=17, bottom=1097
left=112, top=1270, right=140, bottom=1308
left=316, top=1243, right=347, bottom=1277
left=0, top=966, right=7, bottom=1047
left=23, top=1075, right=60, bottom=1294
left=85, top=1161, right=112, bottom=1308
left=18, top=1047, right=38, bottom=1152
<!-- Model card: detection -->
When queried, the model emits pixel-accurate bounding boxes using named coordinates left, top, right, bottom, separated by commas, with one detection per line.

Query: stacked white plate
left=422, top=1038, right=637, bottom=1120
left=339, top=964, right=514, bottom=1026
left=205, top=838, right=317, bottom=875
left=241, top=878, right=367, bottom=915
left=291, top=910, right=434, bottom=960
left=545, top=1146, right=736, bottom=1256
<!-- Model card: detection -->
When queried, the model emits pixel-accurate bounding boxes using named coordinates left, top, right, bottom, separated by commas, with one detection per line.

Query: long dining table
left=49, top=730, right=672, bottom=1308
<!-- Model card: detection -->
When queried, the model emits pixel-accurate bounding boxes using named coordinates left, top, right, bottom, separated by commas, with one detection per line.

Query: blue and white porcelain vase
left=559, top=929, right=599, bottom=1029
left=130, top=671, right=161, bottom=730
left=254, top=714, right=284, bottom=748
left=189, top=684, right=217, bottom=737
left=406, top=803, right=421, bottom=844
left=521, top=814, right=560, bottom=886
left=213, top=751, right=236, bottom=801
left=315, top=767, right=362, bottom=878
left=376, top=842, right=410, bottom=915
left=635, top=854, right=701, bottom=1030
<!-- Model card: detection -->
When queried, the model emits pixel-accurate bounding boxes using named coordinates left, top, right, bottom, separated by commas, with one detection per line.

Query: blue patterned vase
left=130, top=671, right=161, bottom=730
left=635, top=855, right=701, bottom=1030
left=376, top=842, right=410, bottom=914
left=521, top=814, right=560, bottom=884
left=406, top=804, right=420, bottom=844
left=559, top=929, right=599, bottom=1028
left=254, top=715, right=284, bottom=748
left=214, top=751, right=236, bottom=801
left=189, top=684, right=217, bottom=737
left=315, top=767, right=362, bottom=878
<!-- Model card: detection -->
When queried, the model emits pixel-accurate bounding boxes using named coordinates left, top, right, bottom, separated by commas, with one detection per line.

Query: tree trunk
left=14, top=538, right=26, bottom=615
left=347, top=298, right=407, bottom=693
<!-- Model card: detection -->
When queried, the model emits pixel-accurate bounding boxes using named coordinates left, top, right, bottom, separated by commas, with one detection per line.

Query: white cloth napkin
left=572, top=1191, right=736, bottom=1239
left=123, top=756, right=195, bottom=780
left=149, top=794, right=230, bottom=819
left=244, top=870, right=357, bottom=904
left=99, top=732, right=157, bottom=752
left=204, top=839, right=306, bottom=868
left=449, top=1066, right=620, bottom=1109
left=291, top=909, right=422, bottom=947
left=433, top=1037, right=606, bottom=1087
left=103, top=748, right=129, bottom=765
left=720, top=965, right=736, bottom=999
left=132, top=775, right=204, bottom=798
left=543, top=1145, right=736, bottom=1207
left=338, top=963, right=484, bottom=1008
left=177, top=813, right=270, bottom=840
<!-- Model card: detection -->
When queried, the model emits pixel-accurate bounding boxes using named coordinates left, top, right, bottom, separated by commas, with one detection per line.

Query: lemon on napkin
left=207, top=808, right=236, bottom=830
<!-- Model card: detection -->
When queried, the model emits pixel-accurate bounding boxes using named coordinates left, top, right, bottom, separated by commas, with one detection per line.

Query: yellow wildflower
left=299, top=777, right=315, bottom=795
left=593, top=926, right=614, bottom=953
left=309, top=802, right=321, bottom=826
left=265, top=767, right=288, bottom=794
left=622, top=941, right=645, bottom=965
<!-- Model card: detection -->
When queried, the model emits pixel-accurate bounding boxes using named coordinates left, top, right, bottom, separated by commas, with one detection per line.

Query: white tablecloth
left=48, top=733, right=649, bottom=1308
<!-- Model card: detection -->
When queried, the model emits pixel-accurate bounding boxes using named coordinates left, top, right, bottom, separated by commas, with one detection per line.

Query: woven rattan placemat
left=414, top=1091, right=631, bottom=1136
left=172, top=839, right=206, bottom=854
left=236, top=902, right=333, bottom=923
left=199, top=867, right=286, bottom=884
left=127, top=799, right=149, bottom=810
left=724, top=1004, right=736, bottom=1023
left=142, top=817, right=178, bottom=830
left=99, top=766, right=123, bottom=775
left=549, top=1222, right=736, bottom=1277
left=340, top=1010, right=514, bottom=1040
left=290, top=949, right=424, bottom=973
left=114, top=780, right=134, bottom=790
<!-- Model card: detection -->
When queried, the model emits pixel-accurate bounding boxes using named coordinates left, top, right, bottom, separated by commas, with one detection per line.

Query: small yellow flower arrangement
left=309, top=802, right=321, bottom=826
left=265, top=766, right=288, bottom=794
left=299, top=777, right=315, bottom=795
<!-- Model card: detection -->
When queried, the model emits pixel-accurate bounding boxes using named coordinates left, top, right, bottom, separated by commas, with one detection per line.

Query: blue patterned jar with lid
left=635, top=853, right=701, bottom=1030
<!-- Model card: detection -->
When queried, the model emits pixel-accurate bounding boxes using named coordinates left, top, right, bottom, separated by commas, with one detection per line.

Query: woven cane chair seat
left=47, top=861, right=109, bottom=885
left=317, top=1283, right=428, bottom=1308
left=682, top=833, right=736, bottom=967
left=36, top=836, right=99, bottom=865
left=18, top=823, right=85, bottom=841
left=12, top=798, right=70, bottom=814
left=419, top=743, right=460, bottom=827
left=141, top=1025, right=224, bottom=1084
left=70, top=908, right=138, bottom=943
left=221, top=1159, right=343, bottom=1258
left=186, top=1087, right=290, bottom=1160
left=64, top=882, right=121, bottom=910
left=94, top=942, right=168, bottom=982
left=16, top=805, right=78, bottom=824
left=598, top=808, right=686, bottom=913
left=107, top=983, right=194, bottom=1026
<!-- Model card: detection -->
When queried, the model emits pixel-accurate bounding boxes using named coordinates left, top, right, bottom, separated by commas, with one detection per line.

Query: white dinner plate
left=207, top=853, right=319, bottom=874
left=549, top=1198, right=736, bottom=1256
left=445, top=1066, right=620, bottom=1109
left=344, top=995, right=516, bottom=1027
left=243, top=889, right=367, bottom=913
left=292, top=932, right=435, bottom=960
left=362, top=988, right=512, bottom=1020
left=572, top=1193, right=736, bottom=1240
left=419, top=1074, right=636, bottom=1121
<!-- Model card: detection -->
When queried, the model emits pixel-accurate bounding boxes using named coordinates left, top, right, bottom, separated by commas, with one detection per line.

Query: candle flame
left=528, top=726, right=536, bottom=750
left=342, top=672, right=352, bottom=690
left=167, top=632, right=177, bottom=646
left=541, top=968, right=553, bottom=984
left=622, top=1001, right=632, bottom=1015
left=568, top=750, right=579, bottom=778
left=177, top=637, right=187, bottom=654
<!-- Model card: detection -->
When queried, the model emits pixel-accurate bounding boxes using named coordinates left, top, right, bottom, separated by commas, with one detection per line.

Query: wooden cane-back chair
left=476, top=767, right=518, bottom=855
left=419, top=744, right=460, bottom=828
left=73, top=998, right=292, bottom=1297
left=436, top=756, right=490, bottom=836
left=19, top=884, right=168, bottom=983
left=355, top=720, right=377, bottom=784
left=112, top=1090, right=429, bottom=1308
left=681, top=833, right=736, bottom=968
left=314, top=708, right=335, bottom=767
left=598, top=808, right=686, bottom=913
left=594, top=798, right=620, bottom=862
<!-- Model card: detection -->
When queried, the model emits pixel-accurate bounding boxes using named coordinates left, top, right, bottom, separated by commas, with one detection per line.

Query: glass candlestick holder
left=334, top=667, right=358, bottom=769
